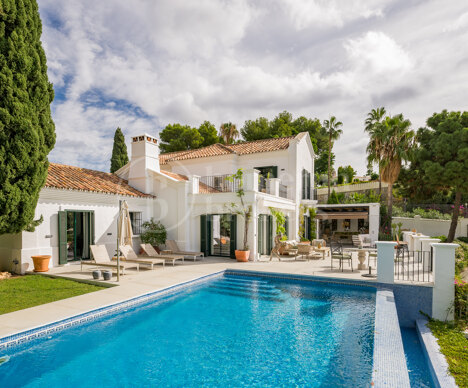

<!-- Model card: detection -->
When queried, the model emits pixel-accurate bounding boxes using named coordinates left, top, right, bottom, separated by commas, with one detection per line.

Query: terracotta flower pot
left=235, top=250, right=250, bottom=262
left=31, top=255, right=51, bottom=272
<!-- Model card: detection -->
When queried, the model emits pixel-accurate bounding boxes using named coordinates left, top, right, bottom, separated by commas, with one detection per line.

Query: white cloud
left=37, top=0, right=468, bottom=174
left=444, top=11, right=468, bottom=32
left=345, top=31, right=412, bottom=75
left=281, top=0, right=388, bottom=29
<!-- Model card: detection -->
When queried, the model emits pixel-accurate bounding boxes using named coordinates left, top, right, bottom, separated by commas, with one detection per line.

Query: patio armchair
left=140, top=244, right=186, bottom=266
left=165, top=240, right=204, bottom=261
left=330, top=242, right=353, bottom=272
left=83, top=245, right=140, bottom=275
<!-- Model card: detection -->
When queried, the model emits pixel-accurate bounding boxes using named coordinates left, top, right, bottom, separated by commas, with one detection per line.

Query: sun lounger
left=139, top=244, right=185, bottom=266
left=83, top=245, right=139, bottom=275
left=119, top=245, right=170, bottom=268
left=165, top=240, right=204, bottom=260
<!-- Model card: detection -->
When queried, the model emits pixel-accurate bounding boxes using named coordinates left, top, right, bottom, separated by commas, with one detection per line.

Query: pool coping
left=416, top=319, right=457, bottom=388
left=0, top=269, right=411, bottom=387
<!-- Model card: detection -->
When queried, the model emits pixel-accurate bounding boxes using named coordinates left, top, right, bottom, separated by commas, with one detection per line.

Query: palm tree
left=219, top=122, right=239, bottom=144
left=379, top=114, right=415, bottom=222
left=322, top=116, right=343, bottom=198
left=365, top=107, right=386, bottom=194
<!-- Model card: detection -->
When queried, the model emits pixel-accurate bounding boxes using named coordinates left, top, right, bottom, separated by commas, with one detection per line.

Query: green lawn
left=0, top=275, right=105, bottom=315
left=428, top=320, right=468, bottom=387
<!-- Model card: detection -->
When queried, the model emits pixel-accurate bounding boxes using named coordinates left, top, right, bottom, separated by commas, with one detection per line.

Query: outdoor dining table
left=344, top=247, right=377, bottom=270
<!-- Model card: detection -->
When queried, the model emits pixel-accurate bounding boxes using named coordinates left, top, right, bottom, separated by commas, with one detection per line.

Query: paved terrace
left=0, top=254, right=432, bottom=340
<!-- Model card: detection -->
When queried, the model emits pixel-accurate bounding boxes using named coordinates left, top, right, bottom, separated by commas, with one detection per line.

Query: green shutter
left=302, top=169, right=306, bottom=199
left=285, top=216, right=289, bottom=239
left=58, top=211, right=68, bottom=264
left=304, top=215, right=310, bottom=240
left=267, top=215, right=273, bottom=253
left=258, top=215, right=263, bottom=255
left=200, top=215, right=208, bottom=257
left=272, top=166, right=278, bottom=178
left=90, top=211, right=95, bottom=244
left=230, top=214, right=237, bottom=259
left=307, top=172, right=311, bottom=199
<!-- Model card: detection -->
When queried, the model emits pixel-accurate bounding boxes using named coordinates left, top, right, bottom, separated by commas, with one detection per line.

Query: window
left=255, top=166, right=278, bottom=178
left=302, top=169, right=311, bottom=199
left=129, top=212, right=143, bottom=235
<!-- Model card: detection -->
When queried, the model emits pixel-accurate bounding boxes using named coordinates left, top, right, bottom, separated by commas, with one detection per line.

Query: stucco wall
left=393, top=216, right=468, bottom=238
left=3, top=188, right=153, bottom=273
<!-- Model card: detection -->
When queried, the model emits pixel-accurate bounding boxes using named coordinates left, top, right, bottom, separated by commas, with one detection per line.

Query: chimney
left=128, top=134, right=160, bottom=193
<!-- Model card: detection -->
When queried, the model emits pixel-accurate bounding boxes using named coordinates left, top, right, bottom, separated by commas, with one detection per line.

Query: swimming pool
left=0, top=273, right=381, bottom=387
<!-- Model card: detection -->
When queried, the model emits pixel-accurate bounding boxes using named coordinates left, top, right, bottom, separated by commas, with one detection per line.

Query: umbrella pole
left=117, top=200, right=121, bottom=282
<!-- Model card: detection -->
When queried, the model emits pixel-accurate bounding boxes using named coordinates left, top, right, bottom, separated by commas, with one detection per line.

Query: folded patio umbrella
left=117, top=200, right=133, bottom=280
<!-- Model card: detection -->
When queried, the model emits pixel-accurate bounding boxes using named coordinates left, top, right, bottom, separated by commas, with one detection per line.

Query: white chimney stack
left=128, top=134, right=160, bottom=194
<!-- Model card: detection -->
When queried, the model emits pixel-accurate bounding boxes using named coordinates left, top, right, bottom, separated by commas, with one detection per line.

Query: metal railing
left=394, top=247, right=433, bottom=283
left=279, top=184, right=288, bottom=199
left=199, top=175, right=239, bottom=193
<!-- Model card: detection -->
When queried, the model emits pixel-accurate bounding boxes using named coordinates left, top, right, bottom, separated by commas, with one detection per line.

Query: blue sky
left=38, top=0, right=468, bottom=174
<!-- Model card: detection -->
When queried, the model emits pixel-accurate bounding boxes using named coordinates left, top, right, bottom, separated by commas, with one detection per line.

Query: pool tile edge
left=372, top=290, right=411, bottom=388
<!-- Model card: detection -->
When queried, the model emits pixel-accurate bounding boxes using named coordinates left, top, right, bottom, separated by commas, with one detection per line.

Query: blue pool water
left=0, top=274, right=377, bottom=387
left=401, top=327, right=435, bottom=388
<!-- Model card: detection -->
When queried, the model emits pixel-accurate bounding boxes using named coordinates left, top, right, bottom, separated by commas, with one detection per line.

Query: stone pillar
left=188, top=175, right=200, bottom=194
left=266, top=178, right=280, bottom=196
left=376, top=241, right=397, bottom=283
left=243, top=169, right=259, bottom=192
left=420, top=238, right=440, bottom=271
left=431, top=243, right=458, bottom=320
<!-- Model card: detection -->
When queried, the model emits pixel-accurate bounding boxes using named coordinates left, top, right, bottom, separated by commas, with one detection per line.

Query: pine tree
left=0, top=0, right=56, bottom=235
left=110, top=127, right=129, bottom=173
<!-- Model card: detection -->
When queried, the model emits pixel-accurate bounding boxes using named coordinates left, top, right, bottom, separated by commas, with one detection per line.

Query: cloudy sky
left=38, top=0, right=468, bottom=174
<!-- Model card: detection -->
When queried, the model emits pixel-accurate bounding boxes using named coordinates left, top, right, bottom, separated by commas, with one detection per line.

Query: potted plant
left=226, top=169, right=252, bottom=262
left=31, top=255, right=51, bottom=272
left=140, top=218, right=167, bottom=253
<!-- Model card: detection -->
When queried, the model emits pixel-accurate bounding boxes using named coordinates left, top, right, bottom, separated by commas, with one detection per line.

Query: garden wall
left=393, top=215, right=468, bottom=238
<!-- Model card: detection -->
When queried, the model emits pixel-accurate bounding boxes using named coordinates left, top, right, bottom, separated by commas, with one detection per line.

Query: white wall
left=393, top=215, right=468, bottom=239
left=5, top=188, right=153, bottom=273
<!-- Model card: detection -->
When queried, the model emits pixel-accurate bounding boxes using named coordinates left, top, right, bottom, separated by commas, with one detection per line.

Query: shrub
left=140, top=218, right=167, bottom=247
left=327, top=190, right=340, bottom=204
left=454, top=239, right=468, bottom=276
left=393, top=206, right=452, bottom=220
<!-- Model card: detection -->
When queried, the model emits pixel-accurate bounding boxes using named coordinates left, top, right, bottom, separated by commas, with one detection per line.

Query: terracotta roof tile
left=45, top=163, right=153, bottom=198
left=159, top=170, right=188, bottom=181
left=159, top=134, right=298, bottom=164
left=159, top=170, right=220, bottom=193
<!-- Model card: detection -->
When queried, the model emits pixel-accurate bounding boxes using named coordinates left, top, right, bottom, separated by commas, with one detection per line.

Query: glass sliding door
left=200, top=214, right=237, bottom=258
left=257, top=214, right=273, bottom=256
left=64, top=211, right=94, bottom=261
left=211, top=214, right=231, bottom=257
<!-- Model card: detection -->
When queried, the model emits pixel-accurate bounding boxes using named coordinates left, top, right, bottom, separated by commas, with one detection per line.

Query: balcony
left=199, top=174, right=239, bottom=193
left=195, top=171, right=289, bottom=199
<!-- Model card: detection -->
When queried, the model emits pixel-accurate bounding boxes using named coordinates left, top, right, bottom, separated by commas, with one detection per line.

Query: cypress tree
left=0, top=0, right=56, bottom=235
left=110, top=127, right=129, bottom=173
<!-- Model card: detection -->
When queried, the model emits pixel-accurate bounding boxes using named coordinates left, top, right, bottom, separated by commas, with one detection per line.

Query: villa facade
left=0, top=132, right=379, bottom=273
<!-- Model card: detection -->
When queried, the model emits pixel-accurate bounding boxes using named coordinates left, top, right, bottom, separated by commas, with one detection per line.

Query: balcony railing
left=279, top=184, right=288, bottom=198
left=199, top=175, right=239, bottom=193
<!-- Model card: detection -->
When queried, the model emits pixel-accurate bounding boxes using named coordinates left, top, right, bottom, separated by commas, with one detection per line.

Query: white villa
left=0, top=132, right=379, bottom=273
